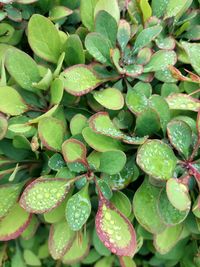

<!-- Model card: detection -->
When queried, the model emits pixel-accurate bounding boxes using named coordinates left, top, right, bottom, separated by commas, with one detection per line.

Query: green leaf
left=50, top=78, right=64, bottom=106
left=181, top=42, right=200, bottom=75
left=64, top=34, right=85, bottom=66
left=19, top=178, right=70, bottom=213
left=62, top=138, right=88, bottom=166
left=97, top=179, right=113, bottom=200
left=70, top=114, right=88, bottom=136
left=89, top=112, right=124, bottom=139
left=139, top=0, right=152, bottom=22
left=32, top=68, right=53, bottom=91
left=93, top=228, right=111, bottom=256
left=133, top=179, right=166, bottom=234
left=21, top=215, right=39, bottom=240
left=60, top=65, right=103, bottom=96
left=5, top=48, right=40, bottom=91
left=99, top=150, right=126, bottom=175
left=28, top=14, right=61, bottom=63
left=136, top=140, right=177, bottom=180
left=154, top=224, right=183, bottom=254
left=124, top=64, right=143, bottom=78
left=119, top=257, right=137, bottom=267
left=82, top=127, right=123, bottom=152
left=80, top=0, right=99, bottom=31
left=111, top=191, right=132, bottom=218
left=152, top=0, right=169, bottom=18
left=23, top=250, right=41, bottom=266
left=65, top=183, right=91, bottom=231
left=48, top=153, right=65, bottom=171
left=62, top=232, right=90, bottom=264
left=94, top=256, right=115, bottom=267
left=164, top=0, right=192, bottom=19
left=0, top=23, right=14, bottom=43
left=0, top=203, right=30, bottom=241
left=0, top=113, right=7, bottom=140
left=117, top=20, right=131, bottom=52
left=96, top=196, right=136, bottom=256
left=143, top=50, right=177, bottom=72
left=166, top=93, right=200, bottom=111
left=126, top=89, right=148, bottom=115
left=136, top=47, right=152, bottom=65
left=38, top=117, right=65, bottom=152
left=85, top=33, right=112, bottom=65
left=0, top=183, right=22, bottom=219
left=166, top=178, right=191, bottom=211
left=135, top=108, right=161, bottom=136
left=158, top=188, right=189, bottom=226
left=94, top=0, right=120, bottom=23
left=0, top=86, right=28, bottom=115
left=49, top=220, right=76, bottom=259
left=134, top=26, right=163, bottom=52
left=49, top=6, right=73, bottom=21
left=167, top=120, right=192, bottom=158
left=95, top=11, right=117, bottom=47
left=149, top=95, right=170, bottom=134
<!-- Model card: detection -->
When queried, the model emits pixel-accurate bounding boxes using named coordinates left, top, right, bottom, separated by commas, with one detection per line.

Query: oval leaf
left=0, top=86, right=28, bottom=115
left=60, top=65, right=103, bottom=96
left=0, top=203, right=31, bottom=241
left=166, top=93, right=200, bottom=111
left=65, top=183, right=91, bottom=231
left=136, top=140, right=177, bottom=180
left=20, top=178, right=70, bottom=214
left=95, top=196, right=136, bottom=256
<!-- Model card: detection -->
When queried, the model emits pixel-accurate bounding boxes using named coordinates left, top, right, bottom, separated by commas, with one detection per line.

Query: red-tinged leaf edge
left=0, top=212, right=32, bottom=241
left=156, top=36, right=176, bottom=50
left=125, top=65, right=144, bottom=78
left=19, top=178, right=70, bottom=214
left=168, top=66, right=190, bottom=81
left=166, top=93, right=200, bottom=111
left=48, top=223, right=76, bottom=260
left=21, top=215, right=40, bottom=240
left=95, top=196, right=137, bottom=257
left=61, top=64, right=105, bottom=96
left=89, top=111, right=124, bottom=140
left=62, top=233, right=91, bottom=265
left=62, top=138, right=89, bottom=167
left=137, top=48, right=153, bottom=66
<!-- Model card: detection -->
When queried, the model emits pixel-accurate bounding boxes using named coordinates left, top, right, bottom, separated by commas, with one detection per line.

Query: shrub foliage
left=0, top=0, right=200, bottom=266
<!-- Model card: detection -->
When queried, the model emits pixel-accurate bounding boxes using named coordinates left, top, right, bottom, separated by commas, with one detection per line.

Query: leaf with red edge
left=95, top=196, right=137, bottom=257
left=20, top=178, right=70, bottom=214
left=60, top=64, right=104, bottom=96
left=197, top=110, right=200, bottom=137
left=62, top=138, right=88, bottom=167
left=48, top=220, right=76, bottom=260
left=0, top=203, right=31, bottom=241
left=21, top=215, right=39, bottom=240
left=62, top=231, right=90, bottom=264
left=166, top=93, right=200, bottom=112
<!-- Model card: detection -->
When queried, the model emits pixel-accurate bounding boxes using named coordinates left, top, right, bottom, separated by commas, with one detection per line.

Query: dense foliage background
left=0, top=0, right=200, bottom=266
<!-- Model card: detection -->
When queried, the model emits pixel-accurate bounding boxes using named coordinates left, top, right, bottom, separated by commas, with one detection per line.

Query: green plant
left=0, top=0, right=200, bottom=266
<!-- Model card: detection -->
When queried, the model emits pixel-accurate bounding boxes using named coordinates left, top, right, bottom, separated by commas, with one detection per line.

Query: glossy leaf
left=166, top=93, right=200, bottom=111
left=49, top=6, right=72, bottom=21
left=95, top=196, right=136, bottom=256
left=158, top=188, right=189, bottom=226
left=20, top=178, right=70, bottom=213
left=82, top=127, right=123, bottom=152
left=70, top=114, right=88, bottom=135
left=62, top=232, right=90, bottom=264
left=28, top=14, right=61, bottom=63
left=93, top=88, right=124, bottom=110
left=111, top=191, right=132, bottom=218
left=48, top=220, right=76, bottom=259
left=166, top=178, right=191, bottom=211
left=134, top=26, right=162, bottom=52
left=0, top=183, right=22, bottom=218
left=5, top=48, right=40, bottom=91
left=137, top=140, right=177, bottom=180
left=80, top=0, right=99, bottom=31
left=167, top=120, right=192, bottom=158
left=133, top=179, right=166, bottom=234
left=117, top=20, right=131, bottom=51
left=38, top=117, right=65, bottom=152
left=95, top=10, right=117, bottom=47
left=21, top=215, right=39, bottom=240
left=0, top=86, right=28, bottom=115
left=126, top=89, right=148, bottom=115
left=65, top=183, right=91, bottom=231
left=60, top=65, right=103, bottom=96
left=94, top=0, right=120, bottom=23
left=99, top=150, right=126, bottom=175
left=0, top=203, right=31, bottom=241
left=62, top=138, right=88, bottom=167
